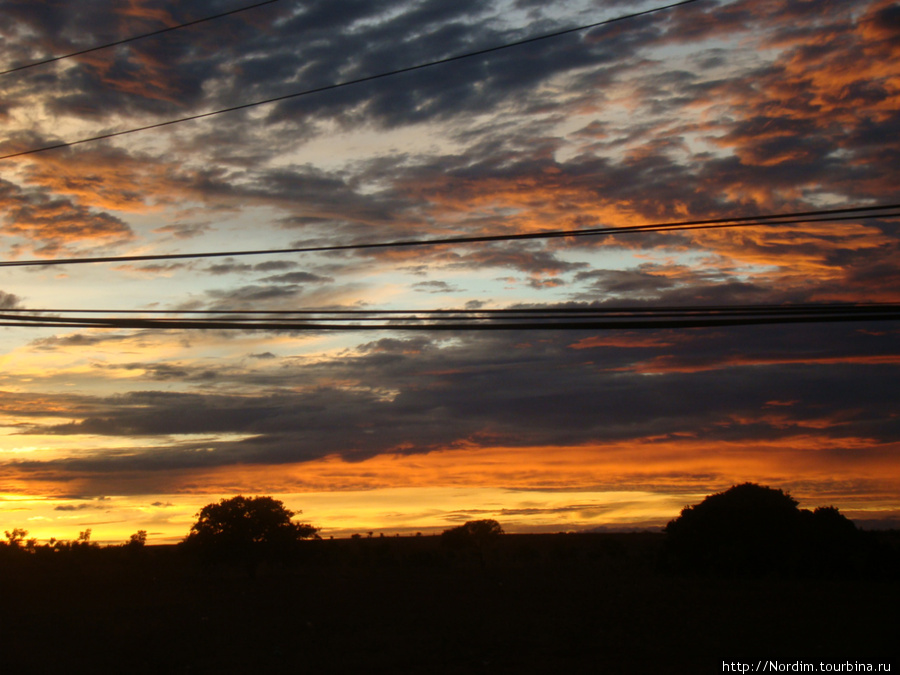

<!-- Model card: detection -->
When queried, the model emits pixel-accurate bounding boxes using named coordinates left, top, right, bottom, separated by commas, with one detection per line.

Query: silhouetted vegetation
left=662, top=482, right=889, bottom=578
left=125, top=529, right=147, bottom=550
left=181, top=495, right=319, bottom=575
left=1, top=491, right=898, bottom=673
left=441, top=518, right=504, bottom=566
left=1, top=527, right=101, bottom=557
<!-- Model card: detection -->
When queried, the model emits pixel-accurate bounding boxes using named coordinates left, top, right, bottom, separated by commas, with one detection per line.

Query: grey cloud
left=29, top=332, right=143, bottom=351
left=94, top=362, right=220, bottom=382
left=153, top=222, right=213, bottom=240
left=54, top=503, right=106, bottom=511
left=261, top=271, right=333, bottom=284
left=128, top=262, right=190, bottom=275
left=0, top=291, right=22, bottom=309
left=8, top=0, right=891, bottom=292
left=1, top=1, right=898, bottom=494
left=574, top=268, right=677, bottom=297
left=252, top=260, right=299, bottom=272
left=260, top=1, right=608, bottom=130
left=413, top=281, right=460, bottom=293
left=205, top=262, right=256, bottom=275
left=12, top=322, right=900, bottom=479
left=7, top=1, right=281, bottom=119
left=568, top=265, right=782, bottom=306
left=357, top=336, right=436, bottom=354
left=451, top=246, right=590, bottom=277
left=5, top=0, right=663, bottom=162
left=245, top=166, right=416, bottom=227
left=205, top=283, right=303, bottom=306
left=203, top=259, right=302, bottom=276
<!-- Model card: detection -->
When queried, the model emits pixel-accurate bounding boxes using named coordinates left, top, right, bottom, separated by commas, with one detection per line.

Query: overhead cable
left=2, top=203, right=897, bottom=269
left=0, top=0, right=700, bottom=161
left=3, top=303, right=899, bottom=331
left=13, top=303, right=896, bottom=316
left=0, top=0, right=283, bottom=77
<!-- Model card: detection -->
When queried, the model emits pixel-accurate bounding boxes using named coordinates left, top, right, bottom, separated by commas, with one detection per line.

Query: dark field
left=1, top=533, right=897, bottom=674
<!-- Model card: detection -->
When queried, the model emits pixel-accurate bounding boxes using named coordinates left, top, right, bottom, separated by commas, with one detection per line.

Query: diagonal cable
left=0, top=0, right=700, bottom=161
left=0, top=0, right=283, bottom=77
left=1, top=202, right=897, bottom=269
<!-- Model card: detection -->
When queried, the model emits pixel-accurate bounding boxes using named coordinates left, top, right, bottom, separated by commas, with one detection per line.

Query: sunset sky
left=1, top=0, right=898, bottom=543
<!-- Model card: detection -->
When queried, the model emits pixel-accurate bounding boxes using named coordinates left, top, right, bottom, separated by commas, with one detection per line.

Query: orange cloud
left=0, top=177, right=133, bottom=253
left=118, top=0, right=181, bottom=26
left=5, top=431, right=897, bottom=542
left=18, top=147, right=213, bottom=213
left=625, top=353, right=900, bottom=375
left=711, top=3, right=900, bottom=158
left=569, top=334, right=680, bottom=349
left=8, top=435, right=896, bottom=508
left=397, top=169, right=650, bottom=238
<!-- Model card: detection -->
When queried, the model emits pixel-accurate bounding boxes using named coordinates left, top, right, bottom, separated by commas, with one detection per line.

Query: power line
left=3, top=303, right=899, bottom=331
left=0, top=0, right=700, bottom=162
left=2, top=203, right=897, bottom=269
left=11, top=302, right=897, bottom=316
left=0, top=0, right=283, bottom=77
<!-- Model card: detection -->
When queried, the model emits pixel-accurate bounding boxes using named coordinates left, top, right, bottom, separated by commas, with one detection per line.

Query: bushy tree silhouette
left=4, top=528, right=29, bottom=548
left=125, top=530, right=147, bottom=550
left=663, top=483, right=866, bottom=577
left=183, top=495, right=319, bottom=573
left=441, top=519, right=504, bottom=566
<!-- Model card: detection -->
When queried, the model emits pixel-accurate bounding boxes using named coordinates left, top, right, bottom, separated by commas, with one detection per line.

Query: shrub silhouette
left=442, top=519, right=503, bottom=546
left=125, top=530, right=147, bottom=549
left=441, top=519, right=504, bottom=566
left=663, top=483, right=865, bottom=577
left=4, top=528, right=29, bottom=548
left=182, top=495, right=319, bottom=573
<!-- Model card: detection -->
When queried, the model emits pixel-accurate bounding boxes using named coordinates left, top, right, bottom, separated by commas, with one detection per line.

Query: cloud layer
left=0, top=0, right=898, bottom=536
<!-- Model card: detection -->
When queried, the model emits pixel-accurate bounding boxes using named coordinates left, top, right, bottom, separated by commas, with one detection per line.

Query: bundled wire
left=2, top=303, right=899, bottom=331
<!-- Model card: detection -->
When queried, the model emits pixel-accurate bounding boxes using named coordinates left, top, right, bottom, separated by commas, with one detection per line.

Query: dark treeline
left=4, top=486, right=897, bottom=579
left=661, top=483, right=900, bottom=579
left=1, top=486, right=898, bottom=674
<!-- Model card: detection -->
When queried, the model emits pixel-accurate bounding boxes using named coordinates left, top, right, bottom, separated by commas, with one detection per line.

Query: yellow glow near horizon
left=4, top=433, right=899, bottom=545
left=0, top=487, right=702, bottom=545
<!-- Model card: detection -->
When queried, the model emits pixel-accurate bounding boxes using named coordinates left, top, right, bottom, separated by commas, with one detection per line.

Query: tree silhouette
left=441, top=519, right=504, bottom=567
left=663, top=483, right=867, bottom=577
left=4, top=528, right=29, bottom=548
left=183, top=495, right=319, bottom=573
left=125, top=530, right=147, bottom=550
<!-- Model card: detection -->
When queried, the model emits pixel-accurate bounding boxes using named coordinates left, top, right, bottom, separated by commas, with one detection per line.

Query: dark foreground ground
left=1, top=533, right=897, bottom=674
